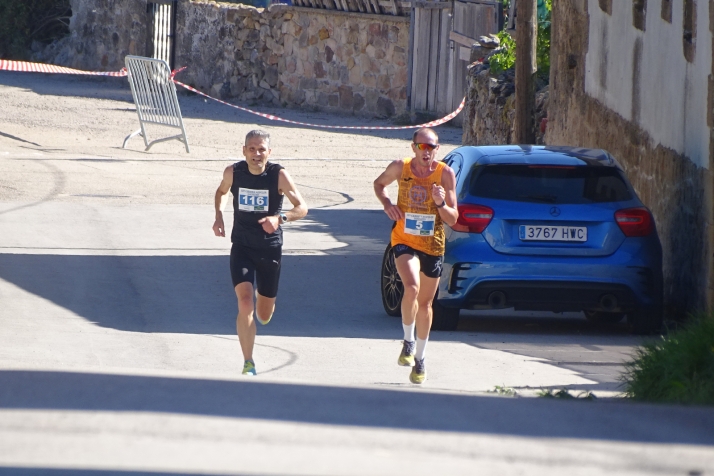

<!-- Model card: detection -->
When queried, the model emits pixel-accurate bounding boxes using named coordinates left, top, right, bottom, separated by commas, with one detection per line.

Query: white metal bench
left=122, top=55, right=190, bottom=152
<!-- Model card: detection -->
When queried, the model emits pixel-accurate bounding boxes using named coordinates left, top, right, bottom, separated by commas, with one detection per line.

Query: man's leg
left=255, top=293, right=276, bottom=325
left=395, top=252, right=420, bottom=366
left=235, top=282, right=257, bottom=363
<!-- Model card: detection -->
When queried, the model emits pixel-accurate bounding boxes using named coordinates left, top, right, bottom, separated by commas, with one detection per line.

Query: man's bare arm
left=432, top=167, right=459, bottom=227
left=212, top=165, right=233, bottom=237
left=258, top=169, right=308, bottom=234
left=373, top=160, right=404, bottom=221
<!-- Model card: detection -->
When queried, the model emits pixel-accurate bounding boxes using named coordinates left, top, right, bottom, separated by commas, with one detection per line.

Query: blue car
left=380, top=145, right=663, bottom=334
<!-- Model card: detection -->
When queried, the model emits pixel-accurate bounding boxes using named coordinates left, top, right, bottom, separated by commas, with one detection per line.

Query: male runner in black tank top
left=212, top=130, right=308, bottom=376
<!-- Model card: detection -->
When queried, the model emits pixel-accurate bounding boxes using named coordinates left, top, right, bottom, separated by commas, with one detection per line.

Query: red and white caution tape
left=172, top=79, right=464, bottom=130
left=0, top=59, right=464, bottom=130
left=0, top=59, right=127, bottom=77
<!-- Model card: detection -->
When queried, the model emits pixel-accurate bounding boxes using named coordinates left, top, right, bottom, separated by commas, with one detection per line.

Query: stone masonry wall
left=175, top=2, right=409, bottom=117
left=547, top=0, right=714, bottom=316
left=37, top=0, right=148, bottom=71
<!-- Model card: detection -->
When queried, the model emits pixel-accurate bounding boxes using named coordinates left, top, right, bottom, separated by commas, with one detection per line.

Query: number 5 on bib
left=405, top=212, right=435, bottom=236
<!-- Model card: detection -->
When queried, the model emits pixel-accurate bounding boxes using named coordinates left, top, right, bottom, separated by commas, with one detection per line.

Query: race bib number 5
left=238, top=188, right=269, bottom=212
left=404, top=212, right=436, bottom=236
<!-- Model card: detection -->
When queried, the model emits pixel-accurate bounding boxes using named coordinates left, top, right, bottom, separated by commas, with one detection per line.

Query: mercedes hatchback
left=380, top=145, right=663, bottom=334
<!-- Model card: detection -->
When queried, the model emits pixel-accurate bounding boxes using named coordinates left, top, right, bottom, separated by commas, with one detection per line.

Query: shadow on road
left=1, top=369, right=713, bottom=446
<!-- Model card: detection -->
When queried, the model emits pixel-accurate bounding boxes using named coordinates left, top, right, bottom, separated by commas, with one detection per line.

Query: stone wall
left=547, top=0, right=714, bottom=316
left=175, top=2, right=409, bottom=116
left=461, top=64, right=548, bottom=146
left=37, top=0, right=148, bottom=71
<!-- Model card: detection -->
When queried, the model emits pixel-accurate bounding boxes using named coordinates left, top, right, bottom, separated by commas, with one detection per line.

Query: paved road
left=0, top=71, right=712, bottom=475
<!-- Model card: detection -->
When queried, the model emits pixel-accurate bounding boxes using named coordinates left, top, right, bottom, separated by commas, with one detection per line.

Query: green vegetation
left=537, top=388, right=597, bottom=400
left=491, top=0, right=551, bottom=78
left=623, top=314, right=714, bottom=405
left=488, top=385, right=518, bottom=397
left=0, top=0, right=70, bottom=59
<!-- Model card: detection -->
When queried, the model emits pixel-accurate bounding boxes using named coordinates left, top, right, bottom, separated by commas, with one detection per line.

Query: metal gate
left=147, top=0, right=177, bottom=69
left=408, top=0, right=501, bottom=123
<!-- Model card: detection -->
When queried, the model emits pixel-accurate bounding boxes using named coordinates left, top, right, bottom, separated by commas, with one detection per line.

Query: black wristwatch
left=436, top=200, right=446, bottom=208
left=279, top=213, right=288, bottom=224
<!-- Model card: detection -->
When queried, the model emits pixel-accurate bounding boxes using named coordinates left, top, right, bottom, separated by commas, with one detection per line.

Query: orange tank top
left=391, top=157, right=446, bottom=256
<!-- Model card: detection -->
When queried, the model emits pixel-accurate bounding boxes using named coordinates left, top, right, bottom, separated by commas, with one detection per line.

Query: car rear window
left=469, top=165, right=633, bottom=204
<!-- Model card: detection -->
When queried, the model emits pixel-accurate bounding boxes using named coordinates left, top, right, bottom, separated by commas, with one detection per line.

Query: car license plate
left=519, top=225, right=587, bottom=242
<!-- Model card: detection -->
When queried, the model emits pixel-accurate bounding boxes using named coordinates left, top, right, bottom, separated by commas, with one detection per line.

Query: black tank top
left=230, top=161, right=284, bottom=248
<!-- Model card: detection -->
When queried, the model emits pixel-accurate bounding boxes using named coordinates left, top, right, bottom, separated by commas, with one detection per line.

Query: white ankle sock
left=403, top=322, right=415, bottom=342
left=415, top=337, right=428, bottom=360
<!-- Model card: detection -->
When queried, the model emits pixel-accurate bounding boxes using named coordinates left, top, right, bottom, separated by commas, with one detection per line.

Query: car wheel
left=431, top=298, right=459, bottom=331
left=381, top=243, right=403, bottom=317
left=584, top=311, right=625, bottom=324
left=629, top=307, right=663, bottom=335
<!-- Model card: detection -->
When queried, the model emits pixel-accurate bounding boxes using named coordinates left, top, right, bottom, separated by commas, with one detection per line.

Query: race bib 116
left=238, top=188, right=269, bottom=212
left=404, top=212, right=436, bottom=236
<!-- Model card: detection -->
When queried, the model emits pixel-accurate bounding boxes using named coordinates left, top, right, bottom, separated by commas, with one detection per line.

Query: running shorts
left=230, top=243, right=282, bottom=298
left=392, top=243, right=443, bottom=278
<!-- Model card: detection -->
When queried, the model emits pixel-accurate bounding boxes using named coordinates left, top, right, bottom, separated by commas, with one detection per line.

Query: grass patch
left=537, top=388, right=597, bottom=400
left=622, top=314, right=714, bottom=405
left=488, top=385, right=518, bottom=397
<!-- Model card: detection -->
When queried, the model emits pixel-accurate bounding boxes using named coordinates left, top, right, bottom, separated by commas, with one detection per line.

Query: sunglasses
left=413, top=142, right=438, bottom=151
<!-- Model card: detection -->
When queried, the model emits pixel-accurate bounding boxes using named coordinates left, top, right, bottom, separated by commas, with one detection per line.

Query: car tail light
left=457, top=204, right=493, bottom=233
left=615, top=207, right=653, bottom=237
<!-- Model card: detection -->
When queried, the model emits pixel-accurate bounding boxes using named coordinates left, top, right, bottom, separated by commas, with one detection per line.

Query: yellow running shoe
left=398, top=340, right=415, bottom=367
left=242, top=360, right=257, bottom=376
left=409, top=358, right=426, bottom=384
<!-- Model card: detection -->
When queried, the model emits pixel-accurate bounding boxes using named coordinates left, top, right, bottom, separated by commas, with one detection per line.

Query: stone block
left=339, top=85, right=354, bottom=109
left=285, top=56, right=297, bottom=74
left=303, top=61, right=314, bottom=78
left=366, top=89, right=379, bottom=112
left=361, top=72, right=376, bottom=88
left=299, top=31, right=308, bottom=48
left=317, top=92, right=330, bottom=107
left=309, top=35, right=318, bottom=46
left=230, top=75, right=248, bottom=96
left=268, top=54, right=279, bottom=65
left=352, top=93, right=365, bottom=112
left=315, top=61, right=327, bottom=79
left=377, top=74, right=391, bottom=90
left=260, top=79, right=271, bottom=90
left=265, top=66, right=279, bottom=87
left=366, top=44, right=376, bottom=58
left=284, top=35, right=294, bottom=57
left=325, top=45, right=334, bottom=63
left=347, top=57, right=355, bottom=70
left=349, top=65, right=362, bottom=86
left=376, top=97, right=396, bottom=117
left=318, top=28, right=330, bottom=40
left=300, top=77, right=317, bottom=90
left=328, top=94, right=339, bottom=107
left=325, top=38, right=337, bottom=53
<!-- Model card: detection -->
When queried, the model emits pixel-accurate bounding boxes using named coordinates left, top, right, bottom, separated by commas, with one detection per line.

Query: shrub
left=623, top=314, right=714, bottom=405
left=491, top=0, right=550, bottom=78
left=0, top=0, right=70, bottom=59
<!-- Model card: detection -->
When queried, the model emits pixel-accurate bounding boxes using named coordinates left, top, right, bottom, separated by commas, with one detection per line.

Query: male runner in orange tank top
left=373, top=127, right=458, bottom=384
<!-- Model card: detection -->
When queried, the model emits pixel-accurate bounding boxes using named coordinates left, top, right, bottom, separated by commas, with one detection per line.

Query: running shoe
left=242, top=360, right=257, bottom=376
left=409, top=358, right=426, bottom=384
left=255, top=313, right=272, bottom=325
left=398, top=340, right=416, bottom=367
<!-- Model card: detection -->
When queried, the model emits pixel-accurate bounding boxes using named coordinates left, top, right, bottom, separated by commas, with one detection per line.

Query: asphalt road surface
left=0, top=71, right=712, bottom=476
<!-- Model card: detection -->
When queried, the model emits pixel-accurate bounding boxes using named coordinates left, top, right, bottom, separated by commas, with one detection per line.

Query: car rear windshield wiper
left=518, top=194, right=558, bottom=203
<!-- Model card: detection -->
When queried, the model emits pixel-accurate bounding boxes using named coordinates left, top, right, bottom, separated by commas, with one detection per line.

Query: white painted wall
left=584, top=0, right=712, bottom=168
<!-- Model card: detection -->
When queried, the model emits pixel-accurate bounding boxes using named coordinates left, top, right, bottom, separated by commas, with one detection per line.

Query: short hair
left=245, top=129, right=271, bottom=146
left=412, top=127, right=438, bottom=143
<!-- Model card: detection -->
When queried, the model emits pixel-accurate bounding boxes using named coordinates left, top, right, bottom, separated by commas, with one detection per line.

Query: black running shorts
left=230, top=243, right=282, bottom=298
left=392, top=243, right=443, bottom=278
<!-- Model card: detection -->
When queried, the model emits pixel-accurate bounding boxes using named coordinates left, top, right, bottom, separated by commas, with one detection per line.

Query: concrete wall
left=548, top=0, right=714, bottom=315
left=175, top=2, right=408, bottom=117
